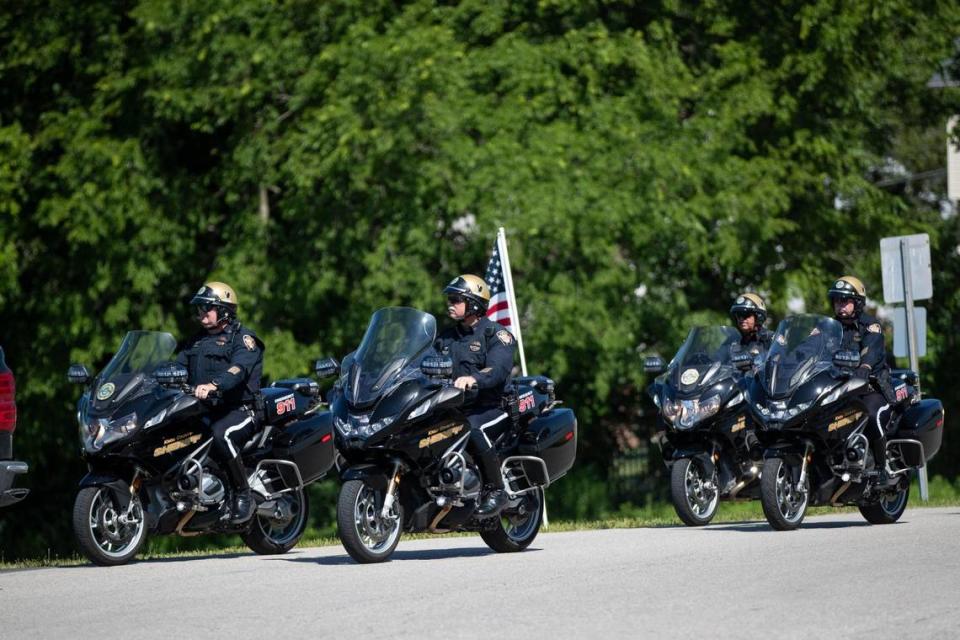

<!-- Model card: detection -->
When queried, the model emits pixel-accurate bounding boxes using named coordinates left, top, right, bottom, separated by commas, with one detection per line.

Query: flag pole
left=497, top=228, right=546, bottom=527
left=497, top=227, right=527, bottom=376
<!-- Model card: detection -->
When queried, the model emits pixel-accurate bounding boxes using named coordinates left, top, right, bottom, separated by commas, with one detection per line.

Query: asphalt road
left=2, top=507, right=959, bottom=639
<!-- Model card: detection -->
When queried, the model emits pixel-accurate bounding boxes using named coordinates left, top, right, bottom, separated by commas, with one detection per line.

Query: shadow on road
left=277, top=545, right=542, bottom=565
left=705, top=519, right=872, bottom=532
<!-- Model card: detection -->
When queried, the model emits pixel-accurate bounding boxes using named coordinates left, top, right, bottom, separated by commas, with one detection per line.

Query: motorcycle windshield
left=667, top=326, right=740, bottom=390
left=95, top=331, right=178, bottom=404
left=346, top=308, right=436, bottom=406
left=763, top=315, right=843, bottom=397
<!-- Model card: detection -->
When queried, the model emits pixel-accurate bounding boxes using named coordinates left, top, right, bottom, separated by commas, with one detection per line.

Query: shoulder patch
left=243, top=334, right=257, bottom=351
left=867, top=323, right=881, bottom=334
left=496, top=330, right=514, bottom=346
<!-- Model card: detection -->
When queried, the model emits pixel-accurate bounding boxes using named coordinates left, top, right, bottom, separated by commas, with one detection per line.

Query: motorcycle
left=318, top=307, right=577, bottom=563
left=645, top=326, right=763, bottom=526
left=67, top=330, right=337, bottom=565
left=747, top=314, right=944, bottom=530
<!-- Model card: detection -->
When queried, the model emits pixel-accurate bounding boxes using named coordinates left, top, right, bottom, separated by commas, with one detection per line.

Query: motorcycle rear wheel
left=480, top=488, right=543, bottom=552
left=337, top=479, right=403, bottom=563
left=73, top=486, right=148, bottom=566
left=242, top=488, right=310, bottom=554
left=859, top=483, right=909, bottom=524
left=670, top=457, right=719, bottom=526
left=760, top=457, right=809, bottom=531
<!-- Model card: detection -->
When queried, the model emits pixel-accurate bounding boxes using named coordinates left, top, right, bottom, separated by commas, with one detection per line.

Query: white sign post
left=880, top=233, right=933, bottom=500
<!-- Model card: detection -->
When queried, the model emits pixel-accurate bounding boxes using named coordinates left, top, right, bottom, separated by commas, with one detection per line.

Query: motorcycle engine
left=438, top=458, right=482, bottom=499
left=177, top=467, right=226, bottom=506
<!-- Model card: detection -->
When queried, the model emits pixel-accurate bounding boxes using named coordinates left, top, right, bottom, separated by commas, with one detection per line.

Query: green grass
left=4, top=475, right=958, bottom=571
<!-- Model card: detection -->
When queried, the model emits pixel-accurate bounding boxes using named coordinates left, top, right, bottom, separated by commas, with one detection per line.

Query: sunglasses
left=194, top=303, right=217, bottom=316
left=733, top=310, right=755, bottom=320
left=447, top=295, right=466, bottom=305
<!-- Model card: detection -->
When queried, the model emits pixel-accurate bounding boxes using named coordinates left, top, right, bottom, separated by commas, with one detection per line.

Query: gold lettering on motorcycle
left=731, top=415, right=747, bottom=433
left=828, top=411, right=863, bottom=432
left=418, top=424, right=464, bottom=449
left=153, top=433, right=202, bottom=457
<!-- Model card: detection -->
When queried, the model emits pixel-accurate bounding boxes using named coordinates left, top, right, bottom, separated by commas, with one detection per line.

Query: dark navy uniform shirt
left=839, top=312, right=888, bottom=375
left=437, top=317, right=516, bottom=407
left=176, top=320, right=264, bottom=405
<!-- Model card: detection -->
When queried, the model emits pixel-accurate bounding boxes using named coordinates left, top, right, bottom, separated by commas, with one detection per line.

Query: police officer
left=828, top=276, right=894, bottom=478
left=176, top=282, right=264, bottom=525
left=437, top=274, right=517, bottom=517
left=729, top=293, right=773, bottom=362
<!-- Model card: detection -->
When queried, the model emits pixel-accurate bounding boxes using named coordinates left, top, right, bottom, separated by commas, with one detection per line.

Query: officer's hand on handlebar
left=453, top=376, right=478, bottom=390
left=193, top=383, right=219, bottom=399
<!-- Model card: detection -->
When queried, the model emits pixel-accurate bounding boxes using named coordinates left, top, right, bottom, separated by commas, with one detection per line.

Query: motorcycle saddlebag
left=261, top=384, right=315, bottom=427
left=517, top=408, right=577, bottom=483
left=271, top=412, right=336, bottom=484
left=894, top=399, right=944, bottom=466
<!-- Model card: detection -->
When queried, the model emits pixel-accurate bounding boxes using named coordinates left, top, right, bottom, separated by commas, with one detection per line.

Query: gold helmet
left=730, top=292, right=767, bottom=326
left=828, top=275, right=866, bottom=313
left=190, top=281, right=239, bottom=321
left=443, top=274, right=491, bottom=315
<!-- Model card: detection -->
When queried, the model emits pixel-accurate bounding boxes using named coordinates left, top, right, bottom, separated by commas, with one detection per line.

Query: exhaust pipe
left=729, top=465, right=760, bottom=500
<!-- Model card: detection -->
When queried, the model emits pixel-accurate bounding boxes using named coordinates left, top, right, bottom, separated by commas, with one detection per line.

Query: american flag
left=484, top=238, right=512, bottom=327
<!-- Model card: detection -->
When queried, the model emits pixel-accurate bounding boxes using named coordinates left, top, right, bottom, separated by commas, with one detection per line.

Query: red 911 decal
left=275, top=395, right=296, bottom=415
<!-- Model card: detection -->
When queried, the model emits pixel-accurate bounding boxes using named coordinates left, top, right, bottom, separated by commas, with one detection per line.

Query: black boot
left=476, top=485, right=508, bottom=518
left=475, top=448, right=508, bottom=518
left=871, top=436, right=890, bottom=483
left=224, top=455, right=255, bottom=525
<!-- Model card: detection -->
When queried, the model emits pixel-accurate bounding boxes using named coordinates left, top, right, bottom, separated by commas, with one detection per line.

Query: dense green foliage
left=1, top=0, right=958, bottom=560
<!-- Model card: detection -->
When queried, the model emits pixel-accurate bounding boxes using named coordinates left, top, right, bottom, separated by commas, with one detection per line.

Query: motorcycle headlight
left=699, top=394, right=722, bottom=419
left=662, top=398, right=679, bottom=420
left=86, top=412, right=138, bottom=451
left=337, top=413, right=396, bottom=438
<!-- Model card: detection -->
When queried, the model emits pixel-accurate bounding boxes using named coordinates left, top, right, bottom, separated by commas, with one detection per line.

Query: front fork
left=796, top=442, right=812, bottom=496
left=380, top=462, right=401, bottom=520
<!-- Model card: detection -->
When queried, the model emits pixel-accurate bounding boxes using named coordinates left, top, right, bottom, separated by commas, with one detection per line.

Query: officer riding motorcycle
left=828, top=275, right=896, bottom=479
left=730, top=293, right=773, bottom=366
left=176, top=281, right=265, bottom=525
left=437, top=274, right=517, bottom=518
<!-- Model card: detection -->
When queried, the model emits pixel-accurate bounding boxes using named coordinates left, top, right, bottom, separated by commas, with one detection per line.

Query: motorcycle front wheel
left=760, top=457, right=809, bottom=531
left=337, top=479, right=403, bottom=563
left=480, top=487, right=544, bottom=552
left=670, top=457, right=719, bottom=526
left=72, top=486, right=148, bottom=566
left=242, top=487, right=310, bottom=554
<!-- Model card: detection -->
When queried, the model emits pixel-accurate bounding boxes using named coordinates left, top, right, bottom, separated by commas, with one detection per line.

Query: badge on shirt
left=496, top=330, right=513, bottom=346
left=867, top=323, right=881, bottom=333
left=243, top=335, right=256, bottom=351
left=228, top=366, right=242, bottom=375
left=469, top=341, right=482, bottom=352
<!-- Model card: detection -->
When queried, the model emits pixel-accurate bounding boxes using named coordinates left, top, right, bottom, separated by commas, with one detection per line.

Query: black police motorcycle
left=747, top=314, right=944, bottom=530
left=68, top=330, right=337, bottom=565
left=645, top=326, right=763, bottom=526
left=319, top=307, right=577, bottom=563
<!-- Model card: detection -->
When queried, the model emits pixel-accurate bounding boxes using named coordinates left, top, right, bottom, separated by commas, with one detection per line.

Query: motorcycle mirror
left=643, top=356, right=666, bottom=375
left=154, top=362, right=189, bottom=386
left=731, top=352, right=754, bottom=372
left=421, top=355, right=454, bottom=378
left=832, top=349, right=860, bottom=369
left=314, top=357, right=340, bottom=379
left=67, top=363, right=91, bottom=385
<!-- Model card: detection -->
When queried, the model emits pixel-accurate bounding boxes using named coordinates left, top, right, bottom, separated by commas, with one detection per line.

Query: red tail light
left=0, top=371, right=16, bottom=433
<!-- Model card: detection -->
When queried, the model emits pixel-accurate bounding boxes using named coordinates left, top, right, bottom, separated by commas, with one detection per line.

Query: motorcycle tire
left=480, top=488, right=544, bottom=552
left=669, top=457, right=719, bottom=526
left=859, top=483, right=909, bottom=525
left=760, top=457, right=809, bottom=531
left=73, top=486, right=148, bottom=566
left=337, top=479, right=403, bottom=563
left=242, top=488, right=310, bottom=555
